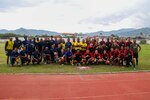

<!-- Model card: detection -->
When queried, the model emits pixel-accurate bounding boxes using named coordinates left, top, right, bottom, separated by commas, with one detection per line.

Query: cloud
left=79, top=0, right=150, bottom=27
left=0, top=0, right=150, bottom=32
left=79, top=11, right=134, bottom=25
left=0, top=0, right=44, bottom=12
left=131, top=12, right=150, bottom=28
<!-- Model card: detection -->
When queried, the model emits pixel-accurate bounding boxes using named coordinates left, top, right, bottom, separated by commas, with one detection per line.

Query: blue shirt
left=65, top=51, right=73, bottom=57
left=32, top=51, right=41, bottom=59
left=11, top=51, right=19, bottom=57
left=22, top=40, right=28, bottom=46
left=65, top=42, right=72, bottom=49
left=54, top=40, right=58, bottom=47
left=20, top=50, right=28, bottom=56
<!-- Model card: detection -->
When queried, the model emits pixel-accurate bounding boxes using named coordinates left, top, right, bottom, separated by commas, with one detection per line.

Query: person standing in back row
left=131, top=39, right=141, bottom=66
left=5, top=37, right=14, bottom=64
left=65, top=38, right=72, bottom=50
left=14, top=37, right=22, bottom=49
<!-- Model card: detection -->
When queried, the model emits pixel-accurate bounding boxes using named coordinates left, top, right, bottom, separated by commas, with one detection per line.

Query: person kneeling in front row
left=32, top=49, right=42, bottom=65
left=20, top=47, right=30, bottom=66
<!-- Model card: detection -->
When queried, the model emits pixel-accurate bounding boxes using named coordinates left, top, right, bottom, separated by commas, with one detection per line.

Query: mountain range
left=0, top=28, right=59, bottom=36
left=86, top=27, right=150, bottom=37
left=0, top=27, right=150, bottom=37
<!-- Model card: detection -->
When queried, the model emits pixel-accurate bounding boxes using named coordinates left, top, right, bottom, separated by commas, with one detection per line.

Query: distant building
left=76, top=33, right=86, bottom=38
left=60, top=33, right=75, bottom=38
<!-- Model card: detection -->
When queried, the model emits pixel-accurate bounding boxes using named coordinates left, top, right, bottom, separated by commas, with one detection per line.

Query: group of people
left=5, top=36, right=141, bottom=68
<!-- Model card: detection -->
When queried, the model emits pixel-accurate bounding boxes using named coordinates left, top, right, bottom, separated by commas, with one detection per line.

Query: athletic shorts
left=75, top=57, right=82, bottom=62
left=6, top=50, right=12, bottom=56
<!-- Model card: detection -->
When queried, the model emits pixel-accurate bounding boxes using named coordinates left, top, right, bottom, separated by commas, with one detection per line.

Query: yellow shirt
left=75, top=42, right=82, bottom=50
left=6, top=40, right=14, bottom=50
left=72, top=42, right=77, bottom=50
left=81, top=42, right=87, bottom=51
left=61, top=43, right=65, bottom=50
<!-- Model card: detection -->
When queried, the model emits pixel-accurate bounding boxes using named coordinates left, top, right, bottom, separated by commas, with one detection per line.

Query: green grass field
left=0, top=43, right=150, bottom=74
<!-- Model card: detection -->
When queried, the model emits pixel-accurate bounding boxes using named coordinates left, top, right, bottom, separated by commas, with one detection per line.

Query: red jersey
left=87, top=45, right=95, bottom=53
left=124, top=50, right=133, bottom=57
left=93, top=53, right=102, bottom=59
left=126, top=41, right=132, bottom=47
left=102, top=53, right=109, bottom=60
left=110, top=50, right=115, bottom=57
left=84, top=52, right=93, bottom=59
left=120, top=50, right=125, bottom=58
left=74, top=52, right=82, bottom=58
left=114, top=50, right=120, bottom=58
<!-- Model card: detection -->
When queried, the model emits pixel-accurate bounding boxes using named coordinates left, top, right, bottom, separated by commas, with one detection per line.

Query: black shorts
left=6, top=50, right=12, bottom=56
left=86, top=57, right=91, bottom=61
left=72, top=49, right=76, bottom=54
left=125, top=55, right=132, bottom=62
left=133, top=53, right=138, bottom=58
left=44, top=55, right=51, bottom=60
left=75, top=57, right=82, bottom=62
left=66, top=57, right=72, bottom=63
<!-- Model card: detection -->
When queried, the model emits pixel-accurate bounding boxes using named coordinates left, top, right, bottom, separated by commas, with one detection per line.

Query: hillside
left=0, top=28, right=60, bottom=36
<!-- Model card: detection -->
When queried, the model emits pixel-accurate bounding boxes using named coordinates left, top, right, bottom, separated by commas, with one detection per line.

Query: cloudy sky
left=0, top=0, right=150, bottom=33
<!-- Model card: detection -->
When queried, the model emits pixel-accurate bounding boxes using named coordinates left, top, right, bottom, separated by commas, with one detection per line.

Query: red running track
left=0, top=72, right=150, bottom=100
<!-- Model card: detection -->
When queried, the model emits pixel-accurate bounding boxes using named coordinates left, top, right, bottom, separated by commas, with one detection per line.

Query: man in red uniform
left=105, top=38, right=112, bottom=53
left=119, top=38, right=126, bottom=48
left=93, top=50, right=103, bottom=64
left=114, top=48, right=120, bottom=65
left=100, top=38, right=105, bottom=45
left=82, top=49, right=93, bottom=65
left=109, top=48, right=115, bottom=65
left=73, top=49, right=82, bottom=66
left=126, top=37, right=132, bottom=48
left=124, top=46, right=135, bottom=68
left=87, top=43, right=95, bottom=53
left=119, top=46, right=125, bottom=66
left=102, top=50, right=110, bottom=65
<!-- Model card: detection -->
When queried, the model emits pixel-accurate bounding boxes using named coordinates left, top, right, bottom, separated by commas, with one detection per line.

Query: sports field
left=0, top=43, right=150, bottom=74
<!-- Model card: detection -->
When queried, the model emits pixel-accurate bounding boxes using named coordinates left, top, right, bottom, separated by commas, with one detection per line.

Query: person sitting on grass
left=114, top=48, right=120, bottom=65
left=43, top=47, right=51, bottom=64
left=32, top=49, right=42, bottom=65
left=109, top=47, right=115, bottom=65
left=82, top=49, right=93, bottom=65
left=124, top=46, right=135, bottom=68
left=64, top=48, right=73, bottom=64
left=10, top=48, right=20, bottom=66
left=73, top=49, right=82, bottom=66
left=119, top=46, right=125, bottom=66
left=20, top=47, right=30, bottom=66
left=102, top=50, right=110, bottom=65
left=58, top=49, right=66, bottom=65
left=54, top=44, right=62, bottom=63
left=93, top=50, right=103, bottom=64
left=50, top=44, right=58, bottom=63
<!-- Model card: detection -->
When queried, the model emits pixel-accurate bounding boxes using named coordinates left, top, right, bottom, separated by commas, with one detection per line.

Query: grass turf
left=0, top=42, right=150, bottom=74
